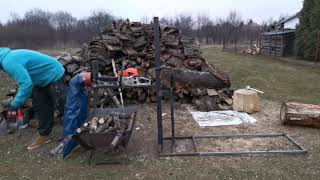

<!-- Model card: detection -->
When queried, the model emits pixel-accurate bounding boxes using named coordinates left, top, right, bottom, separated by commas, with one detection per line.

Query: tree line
left=0, top=9, right=114, bottom=49
left=159, top=12, right=269, bottom=46
left=0, top=8, right=275, bottom=49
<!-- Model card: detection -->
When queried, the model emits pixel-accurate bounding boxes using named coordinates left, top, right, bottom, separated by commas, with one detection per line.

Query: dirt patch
left=132, top=100, right=311, bottom=155
left=1, top=94, right=320, bottom=179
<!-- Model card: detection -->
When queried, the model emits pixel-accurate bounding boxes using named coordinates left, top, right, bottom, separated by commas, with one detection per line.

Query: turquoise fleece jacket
left=0, top=48, right=65, bottom=108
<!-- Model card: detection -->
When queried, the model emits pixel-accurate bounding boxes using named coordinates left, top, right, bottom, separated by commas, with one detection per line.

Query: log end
left=280, top=102, right=288, bottom=124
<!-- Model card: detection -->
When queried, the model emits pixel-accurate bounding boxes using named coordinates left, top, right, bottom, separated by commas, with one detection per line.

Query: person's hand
left=1, top=103, right=17, bottom=120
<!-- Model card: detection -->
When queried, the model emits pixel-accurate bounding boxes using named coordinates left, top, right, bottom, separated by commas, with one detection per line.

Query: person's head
left=0, top=48, right=11, bottom=70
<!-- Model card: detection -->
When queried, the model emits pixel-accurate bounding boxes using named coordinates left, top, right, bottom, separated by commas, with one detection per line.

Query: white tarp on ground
left=190, top=110, right=257, bottom=127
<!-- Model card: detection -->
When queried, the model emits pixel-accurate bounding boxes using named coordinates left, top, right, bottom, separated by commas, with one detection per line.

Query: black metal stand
left=152, top=17, right=307, bottom=157
left=85, top=60, right=142, bottom=165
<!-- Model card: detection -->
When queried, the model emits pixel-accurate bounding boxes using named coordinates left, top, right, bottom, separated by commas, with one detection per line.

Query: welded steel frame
left=159, top=133, right=307, bottom=157
left=152, top=17, right=307, bottom=157
left=91, top=60, right=150, bottom=107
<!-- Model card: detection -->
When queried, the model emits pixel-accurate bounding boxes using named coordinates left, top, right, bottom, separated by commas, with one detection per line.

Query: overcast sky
left=0, top=0, right=303, bottom=24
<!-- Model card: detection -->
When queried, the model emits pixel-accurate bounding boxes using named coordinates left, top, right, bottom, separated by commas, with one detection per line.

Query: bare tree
left=140, top=16, right=151, bottom=24
left=196, top=14, right=211, bottom=42
left=227, top=11, right=242, bottom=27
left=225, top=11, right=243, bottom=51
left=159, top=17, right=174, bottom=26
left=174, top=14, right=195, bottom=36
left=8, top=13, right=20, bottom=23
left=51, top=11, right=77, bottom=44
left=87, top=9, right=114, bottom=34
left=51, top=11, right=76, bottom=28
left=24, top=8, right=52, bottom=25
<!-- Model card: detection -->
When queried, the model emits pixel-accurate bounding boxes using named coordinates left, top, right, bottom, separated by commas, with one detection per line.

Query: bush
left=296, top=0, right=320, bottom=60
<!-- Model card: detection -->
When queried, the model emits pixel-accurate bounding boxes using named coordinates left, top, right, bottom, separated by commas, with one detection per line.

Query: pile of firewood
left=56, top=19, right=232, bottom=110
left=77, top=112, right=133, bottom=134
left=76, top=111, right=135, bottom=148
left=56, top=52, right=88, bottom=82
left=241, top=44, right=261, bottom=55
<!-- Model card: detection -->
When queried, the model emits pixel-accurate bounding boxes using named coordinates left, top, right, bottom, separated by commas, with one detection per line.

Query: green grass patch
left=203, top=47, right=320, bottom=104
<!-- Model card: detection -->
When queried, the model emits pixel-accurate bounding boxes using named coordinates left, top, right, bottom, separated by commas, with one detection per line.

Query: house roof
left=274, top=12, right=300, bottom=30
left=278, top=12, right=300, bottom=25
left=261, top=29, right=296, bottom=35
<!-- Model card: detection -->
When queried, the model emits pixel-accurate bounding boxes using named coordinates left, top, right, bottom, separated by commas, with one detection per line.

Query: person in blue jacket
left=0, top=48, right=65, bottom=150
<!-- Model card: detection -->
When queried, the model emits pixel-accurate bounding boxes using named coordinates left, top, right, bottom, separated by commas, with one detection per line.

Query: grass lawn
left=39, top=48, right=81, bottom=57
left=203, top=47, right=320, bottom=104
left=1, top=48, right=320, bottom=179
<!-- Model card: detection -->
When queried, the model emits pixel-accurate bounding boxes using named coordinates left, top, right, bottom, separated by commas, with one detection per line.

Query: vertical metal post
left=154, top=17, right=163, bottom=151
left=170, top=74, right=175, bottom=152
left=92, top=61, right=99, bottom=107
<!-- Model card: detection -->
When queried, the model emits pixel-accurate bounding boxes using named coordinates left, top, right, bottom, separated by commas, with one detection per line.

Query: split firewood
left=77, top=112, right=134, bottom=134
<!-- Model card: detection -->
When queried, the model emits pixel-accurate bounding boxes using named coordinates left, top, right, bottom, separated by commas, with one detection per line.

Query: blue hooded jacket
left=0, top=48, right=65, bottom=108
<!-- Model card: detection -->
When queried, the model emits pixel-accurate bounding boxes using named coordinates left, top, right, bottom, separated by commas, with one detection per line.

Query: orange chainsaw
left=83, top=68, right=151, bottom=87
left=117, top=68, right=151, bottom=87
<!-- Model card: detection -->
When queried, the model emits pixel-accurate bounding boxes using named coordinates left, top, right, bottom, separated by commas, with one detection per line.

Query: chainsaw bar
left=96, top=76, right=151, bottom=87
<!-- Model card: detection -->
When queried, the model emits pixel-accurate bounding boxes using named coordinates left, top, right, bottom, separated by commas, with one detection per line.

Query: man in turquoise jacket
left=0, top=48, right=65, bottom=150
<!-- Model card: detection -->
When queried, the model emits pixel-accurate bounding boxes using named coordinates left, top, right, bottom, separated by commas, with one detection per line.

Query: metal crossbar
left=159, top=133, right=307, bottom=157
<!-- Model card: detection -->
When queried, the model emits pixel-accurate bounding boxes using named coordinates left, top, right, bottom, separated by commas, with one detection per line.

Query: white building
left=276, top=13, right=300, bottom=30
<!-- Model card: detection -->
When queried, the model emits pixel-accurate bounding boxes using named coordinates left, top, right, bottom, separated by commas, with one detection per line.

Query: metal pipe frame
left=93, top=85, right=151, bottom=89
left=170, top=74, right=175, bottom=153
left=152, top=17, right=306, bottom=158
left=154, top=17, right=163, bottom=152
left=159, top=133, right=307, bottom=157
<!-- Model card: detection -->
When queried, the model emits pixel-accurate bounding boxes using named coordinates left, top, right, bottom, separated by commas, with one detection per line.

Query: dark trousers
left=32, top=78, right=66, bottom=136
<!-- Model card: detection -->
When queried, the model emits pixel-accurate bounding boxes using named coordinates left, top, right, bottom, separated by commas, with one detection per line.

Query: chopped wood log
left=66, top=63, right=79, bottom=74
left=160, top=68, right=230, bottom=89
left=233, top=89, right=261, bottom=113
left=184, top=58, right=204, bottom=70
left=280, top=102, right=320, bottom=128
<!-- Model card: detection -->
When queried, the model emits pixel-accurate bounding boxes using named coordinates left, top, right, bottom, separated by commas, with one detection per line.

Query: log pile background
left=56, top=19, right=232, bottom=110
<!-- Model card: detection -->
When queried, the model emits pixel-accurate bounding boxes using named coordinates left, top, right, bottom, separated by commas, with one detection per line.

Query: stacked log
left=53, top=19, right=232, bottom=110
left=56, top=52, right=87, bottom=82
left=76, top=19, right=230, bottom=107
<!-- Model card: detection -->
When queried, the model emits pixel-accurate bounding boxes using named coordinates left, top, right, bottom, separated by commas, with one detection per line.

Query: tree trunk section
left=160, top=68, right=230, bottom=89
left=280, top=102, right=320, bottom=128
left=233, top=89, right=261, bottom=113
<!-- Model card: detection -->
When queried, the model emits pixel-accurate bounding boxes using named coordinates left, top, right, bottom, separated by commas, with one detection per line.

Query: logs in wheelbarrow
left=74, top=106, right=138, bottom=164
left=280, top=102, right=320, bottom=128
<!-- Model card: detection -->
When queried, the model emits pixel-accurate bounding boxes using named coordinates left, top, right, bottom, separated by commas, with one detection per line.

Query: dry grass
left=38, top=48, right=81, bottom=57
left=203, top=47, right=320, bottom=104
left=1, top=48, right=320, bottom=179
